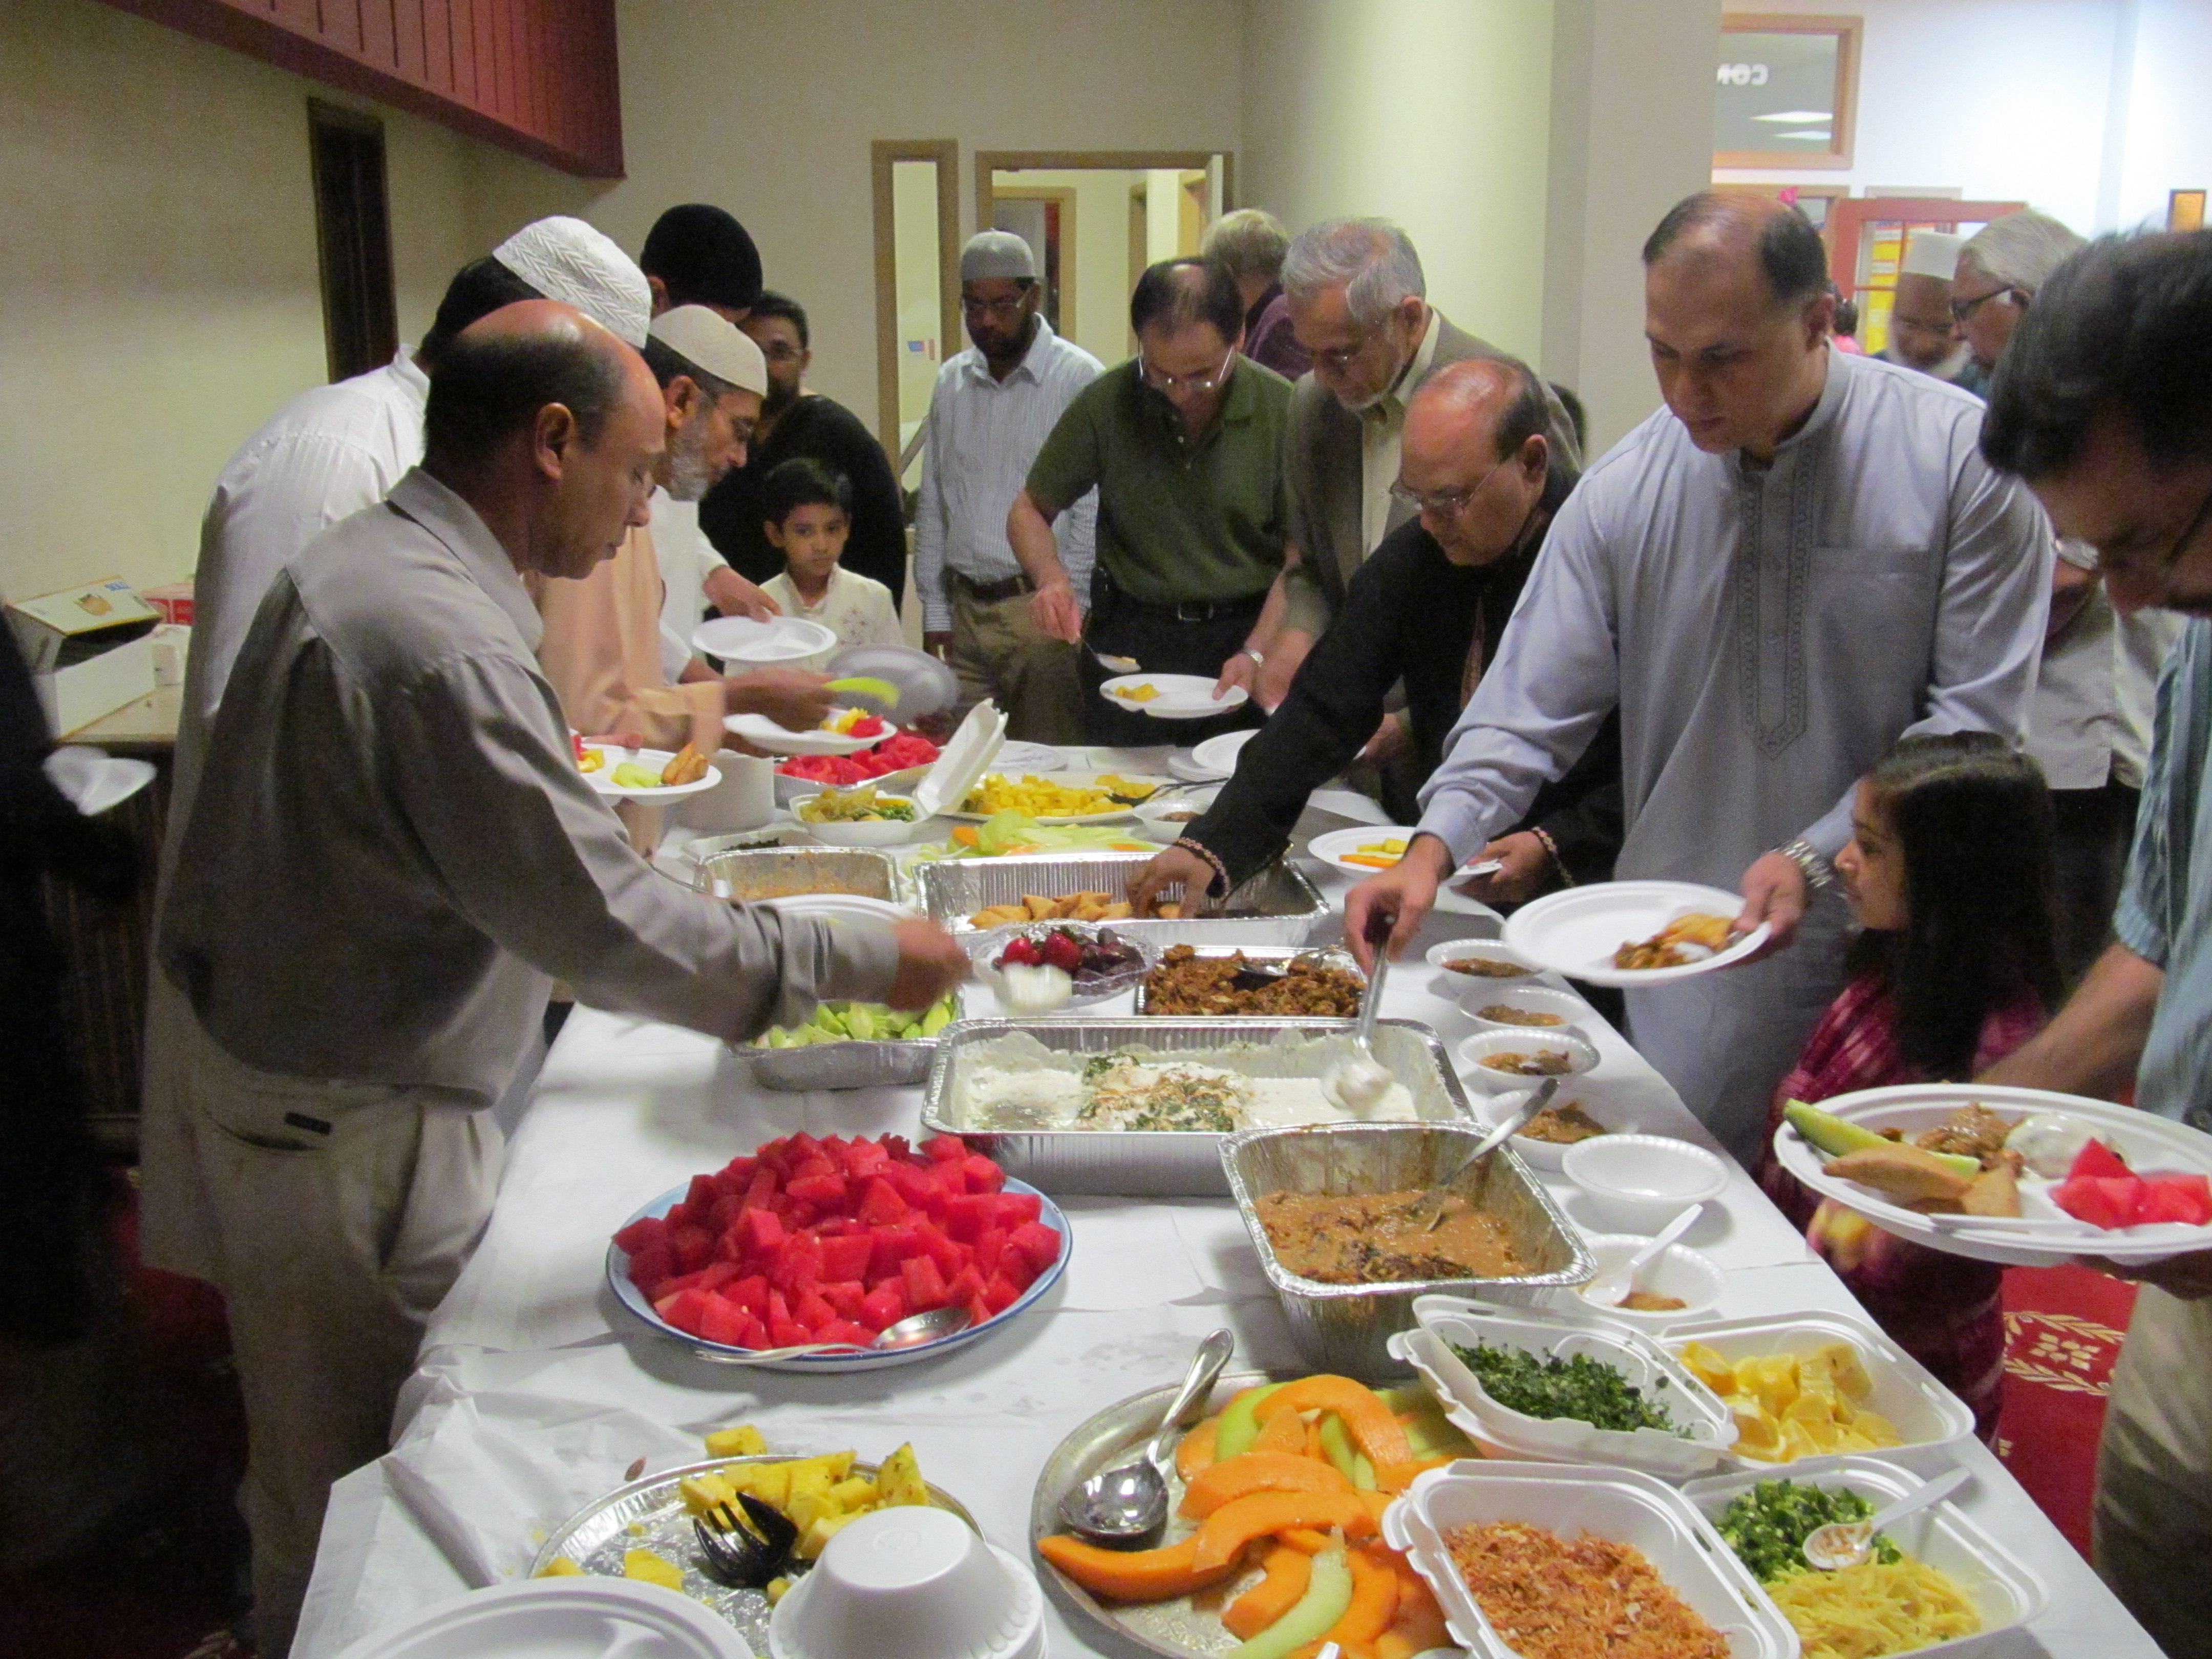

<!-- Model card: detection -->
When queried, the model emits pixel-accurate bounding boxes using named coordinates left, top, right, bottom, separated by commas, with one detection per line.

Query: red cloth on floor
left=1996, top=1263, right=2138, bottom=1560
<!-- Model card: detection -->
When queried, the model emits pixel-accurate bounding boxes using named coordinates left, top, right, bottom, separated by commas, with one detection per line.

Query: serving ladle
left=1802, top=1467, right=1972, bottom=1570
left=692, top=1303, right=973, bottom=1365
left=1059, top=1328, right=1236, bottom=1549
left=1416, top=1078, right=1558, bottom=1232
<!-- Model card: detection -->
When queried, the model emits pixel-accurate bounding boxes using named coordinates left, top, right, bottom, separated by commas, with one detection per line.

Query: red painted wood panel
left=99, top=0, right=622, bottom=176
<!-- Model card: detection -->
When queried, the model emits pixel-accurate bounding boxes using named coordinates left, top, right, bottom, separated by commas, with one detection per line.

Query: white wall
left=1713, top=0, right=2208, bottom=237
left=0, top=0, right=482, bottom=600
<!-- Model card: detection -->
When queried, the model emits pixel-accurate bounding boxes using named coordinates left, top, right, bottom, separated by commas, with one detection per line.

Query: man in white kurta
left=1346, top=195, right=2053, bottom=1158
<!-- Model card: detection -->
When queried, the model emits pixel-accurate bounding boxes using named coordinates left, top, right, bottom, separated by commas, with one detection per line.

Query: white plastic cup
left=677, top=751, right=777, bottom=832
left=770, top=1506, right=1044, bottom=1659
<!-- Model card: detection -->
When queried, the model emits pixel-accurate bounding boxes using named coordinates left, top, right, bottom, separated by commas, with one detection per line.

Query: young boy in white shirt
left=758, top=458, right=903, bottom=648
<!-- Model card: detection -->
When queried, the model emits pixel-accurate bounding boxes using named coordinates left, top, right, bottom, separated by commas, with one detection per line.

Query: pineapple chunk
left=1677, top=1341, right=1736, bottom=1395
left=727, top=1462, right=791, bottom=1508
left=780, top=1451, right=856, bottom=1486
left=623, top=1547, right=685, bottom=1591
left=786, top=1465, right=838, bottom=1508
left=797, top=1509, right=865, bottom=1560
left=786, top=1487, right=837, bottom=1534
left=704, top=1423, right=768, bottom=1458
left=827, top=1475, right=878, bottom=1510
left=765, top=1575, right=794, bottom=1605
left=1817, top=1341, right=1876, bottom=1405
left=536, top=1556, right=584, bottom=1578
left=678, top=1472, right=738, bottom=1516
left=876, top=1443, right=929, bottom=1508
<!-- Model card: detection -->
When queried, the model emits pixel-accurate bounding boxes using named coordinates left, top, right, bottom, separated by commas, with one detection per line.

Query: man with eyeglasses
left=1973, top=227, right=2212, bottom=1659
left=1130, top=357, right=1620, bottom=918
left=913, top=231, right=1101, bottom=741
left=1010, top=257, right=1293, bottom=744
left=1343, top=194, right=2052, bottom=1163
left=1949, top=209, right=2082, bottom=399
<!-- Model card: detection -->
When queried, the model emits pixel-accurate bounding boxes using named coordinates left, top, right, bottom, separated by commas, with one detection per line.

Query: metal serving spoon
left=691, top=1304, right=973, bottom=1366
left=1418, top=1079, right=1558, bottom=1232
left=1059, top=1329, right=1236, bottom=1549
left=1802, top=1467, right=1972, bottom=1570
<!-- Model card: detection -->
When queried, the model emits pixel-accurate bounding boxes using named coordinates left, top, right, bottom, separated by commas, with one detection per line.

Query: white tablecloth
left=292, top=789, right=2156, bottom=1659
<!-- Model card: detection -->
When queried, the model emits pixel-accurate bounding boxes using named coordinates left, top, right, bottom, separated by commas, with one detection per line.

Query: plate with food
left=941, top=770, right=1167, bottom=824
left=1503, top=879, right=1769, bottom=987
left=725, top=706, right=899, bottom=756
left=1381, top=1459, right=1798, bottom=1659
left=1306, top=825, right=1423, bottom=877
left=1135, top=945, right=1365, bottom=1017
left=1030, top=1368, right=1471, bottom=1659
left=966, top=923, right=1153, bottom=1014
left=1683, top=1456, right=2045, bottom=1659
left=1773, top=1083, right=2212, bottom=1266
left=531, top=1430, right=977, bottom=1652
left=606, top=1131, right=1068, bottom=1370
left=1473, top=1086, right=1641, bottom=1171
left=1098, top=672, right=1250, bottom=720
left=693, top=613, right=838, bottom=665
left=790, top=783, right=930, bottom=847
left=577, top=739, right=722, bottom=800
left=1133, top=786, right=1219, bottom=834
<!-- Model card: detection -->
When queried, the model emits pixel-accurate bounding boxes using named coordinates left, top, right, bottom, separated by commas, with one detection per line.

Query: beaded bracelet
left=1173, top=836, right=1231, bottom=901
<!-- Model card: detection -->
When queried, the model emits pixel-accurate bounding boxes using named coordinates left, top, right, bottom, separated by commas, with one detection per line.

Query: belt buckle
left=1174, top=600, right=1213, bottom=623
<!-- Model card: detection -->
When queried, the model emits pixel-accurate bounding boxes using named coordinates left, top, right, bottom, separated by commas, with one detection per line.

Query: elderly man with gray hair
left=1203, top=207, right=1309, bottom=380
left=1950, top=208, right=2088, bottom=396
left=1223, top=219, right=1581, bottom=722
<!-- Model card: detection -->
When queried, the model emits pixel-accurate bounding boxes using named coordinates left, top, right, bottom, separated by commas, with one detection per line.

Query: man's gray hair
left=1202, top=209, right=1291, bottom=284
left=1963, top=210, right=2087, bottom=296
left=1281, top=218, right=1426, bottom=328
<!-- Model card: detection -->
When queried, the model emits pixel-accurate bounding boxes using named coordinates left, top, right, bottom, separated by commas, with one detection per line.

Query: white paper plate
left=1168, top=751, right=1230, bottom=783
left=1306, top=824, right=1422, bottom=877
left=693, top=614, right=837, bottom=664
left=1098, top=672, right=1249, bottom=720
left=724, top=710, right=900, bottom=756
left=580, top=745, right=723, bottom=801
left=1774, top=1082, right=2212, bottom=1266
left=1504, top=879, right=1769, bottom=987
left=1189, top=728, right=1259, bottom=776
left=938, top=771, right=1168, bottom=824
left=990, top=741, right=1067, bottom=773
left=824, top=642, right=958, bottom=719
left=331, top=1576, right=754, bottom=1659
left=756, top=892, right=914, bottom=925
left=42, top=746, right=156, bottom=816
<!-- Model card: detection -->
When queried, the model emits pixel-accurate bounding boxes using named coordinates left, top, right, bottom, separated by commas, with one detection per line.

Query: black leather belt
left=949, top=569, right=1033, bottom=605
left=1095, top=572, right=1266, bottom=624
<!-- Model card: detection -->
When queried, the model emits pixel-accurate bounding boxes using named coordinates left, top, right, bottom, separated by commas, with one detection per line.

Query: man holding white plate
left=1345, top=194, right=2052, bottom=1161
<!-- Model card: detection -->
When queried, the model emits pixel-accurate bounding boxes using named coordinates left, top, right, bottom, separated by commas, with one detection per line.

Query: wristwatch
left=1773, top=836, right=1836, bottom=891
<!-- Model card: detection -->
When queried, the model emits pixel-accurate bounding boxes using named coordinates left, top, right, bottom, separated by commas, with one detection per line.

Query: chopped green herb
left=1716, top=1479, right=1898, bottom=1583
left=1450, top=1339, right=1678, bottom=1433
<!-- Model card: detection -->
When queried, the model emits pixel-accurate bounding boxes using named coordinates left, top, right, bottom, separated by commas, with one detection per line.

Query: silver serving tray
left=1031, top=1369, right=1375, bottom=1657
left=1132, top=945, right=1365, bottom=1017
left=530, top=1454, right=977, bottom=1650
left=1222, top=1121, right=1594, bottom=1377
left=691, top=845, right=904, bottom=903
left=734, top=994, right=964, bottom=1092
left=921, top=1017, right=1474, bottom=1196
left=920, top=851, right=1327, bottom=947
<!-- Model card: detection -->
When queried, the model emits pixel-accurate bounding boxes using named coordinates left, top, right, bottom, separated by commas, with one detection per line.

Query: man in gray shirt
left=143, top=302, right=966, bottom=1655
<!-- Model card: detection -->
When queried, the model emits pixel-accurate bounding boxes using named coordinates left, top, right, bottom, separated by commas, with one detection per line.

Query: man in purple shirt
left=1204, top=208, right=1311, bottom=381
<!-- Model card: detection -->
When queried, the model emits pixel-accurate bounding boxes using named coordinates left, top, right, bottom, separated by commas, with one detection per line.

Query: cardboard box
left=8, top=577, right=161, bottom=733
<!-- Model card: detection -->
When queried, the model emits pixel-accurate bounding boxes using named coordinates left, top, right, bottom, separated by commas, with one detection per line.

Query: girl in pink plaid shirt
left=1759, top=732, right=2064, bottom=1437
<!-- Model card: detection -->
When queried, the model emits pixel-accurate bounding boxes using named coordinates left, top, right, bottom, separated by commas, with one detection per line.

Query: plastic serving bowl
left=1459, top=984, right=1591, bottom=1036
left=1456, top=1029, right=1600, bottom=1095
left=1426, top=938, right=1538, bottom=990
left=1562, top=1133, right=1728, bottom=1231
left=788, top=792, right=933, bottom=846
left=1554, top=1232, right=1725, bottom=1326
left=1473, top=1084, right=1645, bottom=1172
left=769, top=1504, right=1044, bottom=1659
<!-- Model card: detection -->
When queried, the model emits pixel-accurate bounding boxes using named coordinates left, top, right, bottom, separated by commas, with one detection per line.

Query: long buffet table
left=290, top=764, right=2159, bottom=1659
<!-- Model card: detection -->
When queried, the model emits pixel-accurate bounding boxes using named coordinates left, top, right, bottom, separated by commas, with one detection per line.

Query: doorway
left=975, top=151, right=1231, bottom=365
left=870, top=139, right=961, bottom=482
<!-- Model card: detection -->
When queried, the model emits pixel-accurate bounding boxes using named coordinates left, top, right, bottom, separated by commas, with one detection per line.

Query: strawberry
left=999, top=937, right=1041, bottom=968
left=1040, top=930, right=1082, bottom=973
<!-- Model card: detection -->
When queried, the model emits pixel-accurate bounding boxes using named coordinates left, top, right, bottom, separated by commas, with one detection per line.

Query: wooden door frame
left=870, top=138, right=961, bottom=457
left=1825, top=197, right=2025, bottom=294
left=989, top=184, right=1079, bottom=338
left=1715, top=12, right=1864, bottom=171
left=974, top=148, right=1233, bottom=248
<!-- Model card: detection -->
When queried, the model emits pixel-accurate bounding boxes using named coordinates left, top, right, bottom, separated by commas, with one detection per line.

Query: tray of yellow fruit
left=943, top=771, right=1169, bottom=824
left=530, top=1427, right=975, bottom=1648
left=579, top=740, right=721, bottom=801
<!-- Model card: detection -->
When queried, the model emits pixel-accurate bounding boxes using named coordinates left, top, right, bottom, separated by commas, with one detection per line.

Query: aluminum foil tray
left=529, top=1455, right=976, bottom=1649
left=1222, top=1120, right=1593, bottom=1377
left=920, top=1017, right=1473, bottom=1196
left=919, top=851, right=1327, bottom=947
left=1132, top=944, right=1364, bottom=1016
left=691, top=845, right=903, bottom=903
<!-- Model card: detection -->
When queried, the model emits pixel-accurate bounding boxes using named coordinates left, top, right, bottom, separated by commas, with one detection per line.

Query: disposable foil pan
left=919, top=851, right=1327, bottom=947
left=1132, top=945, right=1364, bottom=1016
left=691, top=844, right=903, bottom=903
left=1221, top=1121, right=1594, bottom=1376
left=921, top=1017, right=1474, bottom=1197
left=735, top=1035, right=939, bottom=1092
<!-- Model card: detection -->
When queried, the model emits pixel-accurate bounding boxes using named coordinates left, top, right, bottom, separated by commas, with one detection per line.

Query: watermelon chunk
left=670, top=1224, right=713, bottom=1273
left=820, top=1233, right=874, bottom=1283
left=611, top=1215, right=665, bottom=1256
left=857, top=1178, right=910, bottom=1227
left=1008, top=1221, right=1062, bottom=1274
left=2055, top=1173, right=2145, bottom=1229
left=699, top=1293, right=754, bottom=1347
left=788, top=1172, right=849, bottom=1211
left=654, top=1287, right=713, bottom=1335
left=2138, top=1173, right=2212, bottom=1226
left=860, top=1281, right=907, bottom=1331
left=960, top=1155, right=1007, bottom=1195
left=730, top=1274, right=769, bottom=1317
left=626, top=1242, right=674, bottom=1293
left=2068, top=1139, right=2134, bottom=1182
left=820, top=1280, right=868, bottom=1319
left=902, top=1253, right=950, bottom=1311
left=739, top=1207, right=786, bottom=1257
left=924, top=1134, right=970, bottom=1164
left=982, top=1272, right=1023, bottom=1315
left=795, top=1288, right=839, bottom=1331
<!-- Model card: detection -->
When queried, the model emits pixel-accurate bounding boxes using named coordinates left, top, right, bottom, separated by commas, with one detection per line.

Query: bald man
left=1132, top=358, right=1620, bottom=916
left=144, top=303, right=968, bottom=1655
left=1345, top=194, right=2053, bottom=1159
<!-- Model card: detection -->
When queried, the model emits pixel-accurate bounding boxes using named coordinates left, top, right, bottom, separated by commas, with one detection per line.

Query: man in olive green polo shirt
left=1008, top=257, right=1293, bottom=743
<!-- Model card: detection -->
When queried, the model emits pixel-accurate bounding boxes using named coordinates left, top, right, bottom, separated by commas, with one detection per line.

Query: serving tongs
left=1416, top=1077, right=1557, bottom=1232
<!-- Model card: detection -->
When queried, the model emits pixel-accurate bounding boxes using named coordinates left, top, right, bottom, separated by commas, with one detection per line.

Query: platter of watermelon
left=606, top=1131, right=1070, bottom=1371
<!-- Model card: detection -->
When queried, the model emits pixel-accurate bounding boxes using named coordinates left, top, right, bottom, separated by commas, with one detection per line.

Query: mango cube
left=704, top=1423, right=767, bottom=1458
left=623, top=1548, right=685, bottom=1591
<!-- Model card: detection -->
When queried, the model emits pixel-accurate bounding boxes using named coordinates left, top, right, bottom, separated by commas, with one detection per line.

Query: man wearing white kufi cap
left=1876, top=228, right=1970, bottom=382
left=912, top=228, right=1102, bottom=739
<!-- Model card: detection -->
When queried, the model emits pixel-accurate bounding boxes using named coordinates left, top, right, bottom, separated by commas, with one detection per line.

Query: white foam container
left=1683, top=1455, right=2046, bottom=1658
left=1550, top=1232, right=1726, bottom=1326
left=1382, top=1459, right=1800, bottom=1659
left=1457, top=1028, right=1600, bottom=1095
left=1473, top=1084, right=1649, bottom=1171
left=1660, top=1310, right=1978, bottom=1473
left=1393, top=1295, right=1740, bottom=1479
left=332, top=1577, right=754, bottom=1659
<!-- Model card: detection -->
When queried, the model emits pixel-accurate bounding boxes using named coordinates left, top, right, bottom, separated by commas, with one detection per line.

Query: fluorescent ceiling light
left=1752, top=110, right=1834, bottom=123
left=1777, top=129, right=1834, bottom=141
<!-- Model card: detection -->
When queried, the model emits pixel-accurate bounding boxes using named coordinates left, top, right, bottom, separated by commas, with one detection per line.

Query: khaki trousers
left=2096, top=1284, right=2212, bottom=1657
left=945, top=581, right=1084, bottom=745
left=139, top=981, right=501, bottom=1657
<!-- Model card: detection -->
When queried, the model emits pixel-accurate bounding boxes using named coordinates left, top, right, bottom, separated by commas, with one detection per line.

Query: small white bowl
left=1426, top=938, right=1538, bottom=991
left=1134, top=787, right=1218, bottom=834
left=790, top=792, right=932, bottom=846
left=1460, top=984, right=1590, bottom=1036
left=770, top=1504, right=1044, bottom=1659
left=1563, top=1133, right=1728, bottom=1233
left=1473, top=1086, right=1641, bottom=1171
left=1559, top=1232, right=1725, bottom=1326
left=1455, top=1028, right=1599, bottom=1095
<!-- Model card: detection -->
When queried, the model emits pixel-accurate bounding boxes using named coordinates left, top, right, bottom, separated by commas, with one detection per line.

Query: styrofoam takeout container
left=1552, top=1232, right=1725, bottom=1327
left=1382, top=1459, right=1799, bottom=1659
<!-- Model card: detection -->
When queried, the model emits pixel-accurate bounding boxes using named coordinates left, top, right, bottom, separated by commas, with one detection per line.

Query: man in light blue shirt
left=1977, top=227, right=2212, bottom=1656
left=914, top=231, right=1100, bottom=741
